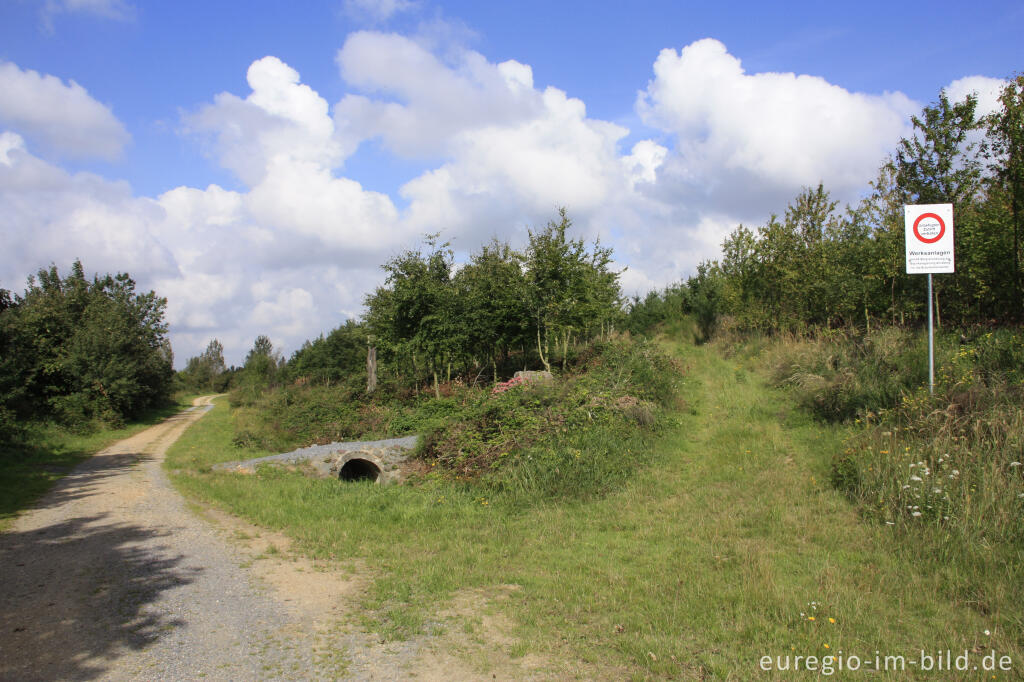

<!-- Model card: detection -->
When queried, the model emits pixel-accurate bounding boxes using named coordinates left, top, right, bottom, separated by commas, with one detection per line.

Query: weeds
left=767, top=325, right=1024, bottom=627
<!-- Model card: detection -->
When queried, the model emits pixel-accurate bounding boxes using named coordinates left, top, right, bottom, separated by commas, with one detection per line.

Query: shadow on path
left=0, top=513, right=200, bottom=680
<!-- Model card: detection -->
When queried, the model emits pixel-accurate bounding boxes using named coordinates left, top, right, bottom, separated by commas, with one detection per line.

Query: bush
left=228, top=335, right=682, bottom=502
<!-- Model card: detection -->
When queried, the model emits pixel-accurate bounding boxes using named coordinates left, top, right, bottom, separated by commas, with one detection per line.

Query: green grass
left=165, top=336, right=1019, bottom=678
left=0, top=396, right=195, bottom=530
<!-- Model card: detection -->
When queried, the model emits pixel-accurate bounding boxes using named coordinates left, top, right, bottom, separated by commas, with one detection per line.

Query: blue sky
left=1, top=0, right=1020, bottom=366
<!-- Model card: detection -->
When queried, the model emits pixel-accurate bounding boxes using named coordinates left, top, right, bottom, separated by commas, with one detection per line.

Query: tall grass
left=766, top=326, right=1024, bottom=626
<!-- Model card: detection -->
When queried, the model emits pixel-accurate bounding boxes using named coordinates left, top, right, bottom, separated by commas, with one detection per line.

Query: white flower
left=911, top=511, right=922, bottom=517
left=902, top=485, right=911, bottom=490
left=984, top=629, right=991, bottom=636
left=910, top=475, right=923, bottom=482
left=933, top=488, right=942, bottom=493
left=885, top=521, right=895, bottom=526
left=1010, top=462, right=1022, bottom=468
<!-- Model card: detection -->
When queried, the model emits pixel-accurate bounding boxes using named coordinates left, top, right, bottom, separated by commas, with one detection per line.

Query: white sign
left=905, top=204, right=955, bottom=274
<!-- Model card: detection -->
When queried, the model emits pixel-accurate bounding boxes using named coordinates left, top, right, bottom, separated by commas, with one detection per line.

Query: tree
left=0, top=261, right=173, bottom=427
left=894, top=90, right=982, bottom=206
left=242, top=335, right=280, bottom=387
left=984, top=74, right=1024, bottom=312
left=364, top=235, right=457, bottom=396
left=523, top=209, right=622, bottom=371
left=181, top=339, right=228, bottom=392
left=688, top=261, right=723, bottom=342
left=455, top=239, right=529, bottom=381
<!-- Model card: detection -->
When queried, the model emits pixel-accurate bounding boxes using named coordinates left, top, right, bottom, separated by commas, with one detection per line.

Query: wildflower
left=1011, top=462, right=1022, bottom=468
left=808, top=616, right=816, bottom=621
left=912, top=511, right=922, bottom=517
left=824, top=643, right=830, bottom=649
left=984, top=630, right=991, bottom=636
left=828, top=617, right=836, bottom=624
left=910, top=475, right=922, bottom=482
left=880, top=450, right=889, bottom=454
left=886, top=521, right=895, bottom=526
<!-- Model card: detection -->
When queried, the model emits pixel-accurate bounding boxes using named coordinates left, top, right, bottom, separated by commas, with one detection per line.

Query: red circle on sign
left=913, top=212, right=945, bottom=243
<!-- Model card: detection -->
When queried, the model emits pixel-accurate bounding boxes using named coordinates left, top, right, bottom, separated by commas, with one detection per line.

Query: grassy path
left=167, top=339, right=1008, bottom=679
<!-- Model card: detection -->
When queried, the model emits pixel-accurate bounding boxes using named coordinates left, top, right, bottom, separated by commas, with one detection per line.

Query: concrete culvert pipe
left=339, top=458, right=381, bottom=482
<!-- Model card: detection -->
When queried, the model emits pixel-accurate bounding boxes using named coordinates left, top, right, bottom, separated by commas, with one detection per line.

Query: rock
left=513, top=370, right=554, bottom=385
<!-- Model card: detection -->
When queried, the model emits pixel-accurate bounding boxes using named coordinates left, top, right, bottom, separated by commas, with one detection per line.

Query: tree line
left=628, top=75, right=1024, bottom=337
left=183, top=210, right=625, bottom=398
left=0, top=261, right=174, bottom=435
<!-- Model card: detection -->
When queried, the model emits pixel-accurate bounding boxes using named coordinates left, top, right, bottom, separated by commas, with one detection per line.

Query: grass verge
left=166, top=335, right=1018, bottom=678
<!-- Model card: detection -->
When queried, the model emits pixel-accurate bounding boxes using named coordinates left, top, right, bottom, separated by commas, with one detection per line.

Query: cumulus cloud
left=0, top=61, right=131, bottom=160
left=945, top=75, right=1007, bottom=116
left=637, top=39, right=917, bottom=195
left=0, top=135, right=177, bottom=311
left=335, top=32, right=542, bottom=158
left=186, top=56, right=352, bottom=186
left=335, top=31, right=657, bottom=252
left=5, top=36, right=966, bottom=366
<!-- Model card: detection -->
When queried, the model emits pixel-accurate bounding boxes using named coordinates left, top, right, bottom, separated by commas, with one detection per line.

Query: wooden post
left=366, top=344, right=377, bottom=394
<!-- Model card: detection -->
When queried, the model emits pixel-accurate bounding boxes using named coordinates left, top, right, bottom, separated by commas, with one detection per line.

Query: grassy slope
left=166, top=341, right=1014, bottom=679
left=0, top=397, right=195, bottom=530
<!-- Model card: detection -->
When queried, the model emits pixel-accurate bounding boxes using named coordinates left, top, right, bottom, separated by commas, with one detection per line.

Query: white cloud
left=186, top=56, right=352, bottom=186
left=945, top=75, right=1007, bottom=117
left=0, top=138, right=183, bottom=354
left=637, top=39, right=917, bottom=195
left=4, top=36, right=952, bottom=367
left=335, top=32, right=542, bottom=158
left=0, top=61, right=130, bottom=160
left=343, top=0, right=416, bottom=23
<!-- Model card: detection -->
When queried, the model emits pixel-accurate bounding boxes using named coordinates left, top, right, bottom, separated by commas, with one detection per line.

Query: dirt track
left=0, top=397, right=502, bottom=681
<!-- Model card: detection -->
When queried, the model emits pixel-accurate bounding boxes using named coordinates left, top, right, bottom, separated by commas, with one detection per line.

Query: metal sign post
left=905, top=204, right=954, bottom=396
left=927, top=273, right=934, bottom=394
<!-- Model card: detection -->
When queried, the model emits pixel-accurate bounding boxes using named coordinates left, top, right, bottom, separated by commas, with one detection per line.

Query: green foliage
left=228, top=335, right=679, bottom=502
left=178, top=339, right=230, bottom=393
left=895, top=90, right=982, bottom=206
left=284, top=319, right=367, bottom=385
left=0, top=261, right=173, bottom=434
left=625, top=82, right=1024, bottom=342
left=229, top=335, right=284, bottom=406
left=770, top=327, right=930, bottom=422
left=687, top=261, right=723, bottom=342
left=362, top=210, right=624, bottom=393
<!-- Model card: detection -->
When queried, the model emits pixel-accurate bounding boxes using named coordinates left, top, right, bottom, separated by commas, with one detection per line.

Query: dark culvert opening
left=339, top=458, right=381, bottom=482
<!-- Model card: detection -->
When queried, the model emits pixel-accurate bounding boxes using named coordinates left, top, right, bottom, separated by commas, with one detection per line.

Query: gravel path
left=0, top=398, right=491, bottom=681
